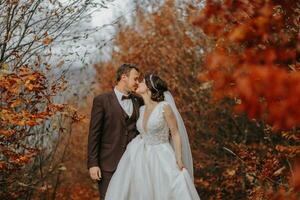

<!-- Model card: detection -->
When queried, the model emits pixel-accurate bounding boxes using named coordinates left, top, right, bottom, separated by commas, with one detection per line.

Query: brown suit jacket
left=87, top=90, right=144, bottom=172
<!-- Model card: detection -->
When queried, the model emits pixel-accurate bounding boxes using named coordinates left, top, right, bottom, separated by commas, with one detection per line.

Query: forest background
left=1, top=0, right=299, bottom=199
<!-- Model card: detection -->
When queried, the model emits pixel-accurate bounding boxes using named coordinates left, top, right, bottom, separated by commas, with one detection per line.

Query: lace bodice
left=136, top=101, right=170, bottom=145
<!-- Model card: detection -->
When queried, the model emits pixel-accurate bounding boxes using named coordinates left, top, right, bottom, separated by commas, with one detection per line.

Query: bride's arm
left=163, top=104, right=184, bottom=170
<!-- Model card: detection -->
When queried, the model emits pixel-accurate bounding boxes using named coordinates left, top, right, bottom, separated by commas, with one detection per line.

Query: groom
left=87, top=63, right=144, bottom=199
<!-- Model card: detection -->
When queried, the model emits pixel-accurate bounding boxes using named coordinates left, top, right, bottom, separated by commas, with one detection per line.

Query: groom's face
left=125, top=69, right=140, bottom=92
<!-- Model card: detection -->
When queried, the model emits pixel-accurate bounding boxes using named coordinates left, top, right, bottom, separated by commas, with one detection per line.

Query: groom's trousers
left=98, top=171, right=114, bottom=199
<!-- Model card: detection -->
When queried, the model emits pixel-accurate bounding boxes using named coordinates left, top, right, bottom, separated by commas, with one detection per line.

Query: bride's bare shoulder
left=161, top=101, right=171, bottom=113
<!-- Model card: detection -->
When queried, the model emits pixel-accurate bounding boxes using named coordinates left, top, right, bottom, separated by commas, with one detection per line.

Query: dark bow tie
left=121, top=93, right=133, bottom=101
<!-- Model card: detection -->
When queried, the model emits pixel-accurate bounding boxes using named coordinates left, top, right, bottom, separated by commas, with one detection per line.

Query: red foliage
left=193, top=0, right=300, bottom=198
left=0, top=65, right=85, bottom=198
left=193, top=0, right=300, bottom=131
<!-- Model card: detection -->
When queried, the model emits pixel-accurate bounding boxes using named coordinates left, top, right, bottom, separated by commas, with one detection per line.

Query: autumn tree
left=193, top=0, right=300, bottom=199
left=0, top=0, right=111, bottom=199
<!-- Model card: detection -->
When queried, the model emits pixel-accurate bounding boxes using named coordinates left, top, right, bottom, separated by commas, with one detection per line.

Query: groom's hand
left=89, top=166, right=102, bottom=181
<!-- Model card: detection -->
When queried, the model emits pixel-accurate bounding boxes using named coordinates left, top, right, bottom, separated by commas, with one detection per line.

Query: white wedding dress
left=105, top=101, right=201, bottom=200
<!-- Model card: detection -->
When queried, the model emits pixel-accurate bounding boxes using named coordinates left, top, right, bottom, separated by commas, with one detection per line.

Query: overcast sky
left=86, top=0, right=136, bottom=62
left=91, top=0, right=131, bottom=27
left=59, top=0, right=135, bottom=103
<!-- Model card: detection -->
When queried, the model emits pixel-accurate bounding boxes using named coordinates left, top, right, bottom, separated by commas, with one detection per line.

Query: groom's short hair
left=116, top=63, right=139, bottom=82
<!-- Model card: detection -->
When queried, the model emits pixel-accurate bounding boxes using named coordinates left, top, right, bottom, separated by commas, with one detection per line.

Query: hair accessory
left=150, top=74, right=159, bottom=92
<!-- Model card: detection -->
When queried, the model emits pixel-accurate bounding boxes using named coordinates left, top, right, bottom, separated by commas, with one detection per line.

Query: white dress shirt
left=114, top=87, right=133, bottom=117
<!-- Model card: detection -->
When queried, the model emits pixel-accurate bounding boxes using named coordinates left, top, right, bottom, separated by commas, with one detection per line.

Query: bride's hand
left=176, top=160, right=184, bottom=171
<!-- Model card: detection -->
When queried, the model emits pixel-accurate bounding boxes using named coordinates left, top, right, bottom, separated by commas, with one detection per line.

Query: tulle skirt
left=104, top=135, right=201, bottom=200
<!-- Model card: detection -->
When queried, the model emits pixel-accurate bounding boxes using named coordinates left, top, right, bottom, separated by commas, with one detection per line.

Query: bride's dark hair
left=145, top=73, right=168, bottom=102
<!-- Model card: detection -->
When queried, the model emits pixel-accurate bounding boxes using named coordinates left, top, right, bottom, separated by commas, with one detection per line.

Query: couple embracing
left=87, top=64, right=200, bottom=200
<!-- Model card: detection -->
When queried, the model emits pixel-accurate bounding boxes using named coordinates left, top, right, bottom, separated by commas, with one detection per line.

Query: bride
left=104, top=73, right=201, bottom=200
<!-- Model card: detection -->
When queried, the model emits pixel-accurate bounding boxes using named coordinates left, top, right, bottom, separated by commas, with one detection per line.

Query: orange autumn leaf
left=0, top=129, right=15, bottom=137
left=9, top=99, right=23, bottom=108
left=42, top=36, right=53, bottom=45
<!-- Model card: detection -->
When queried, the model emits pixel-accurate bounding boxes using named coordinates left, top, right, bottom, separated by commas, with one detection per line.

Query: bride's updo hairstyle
left=145, top=73, right=168, bottom=102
